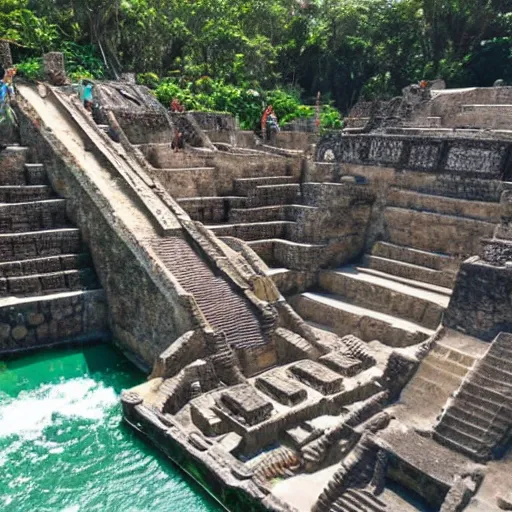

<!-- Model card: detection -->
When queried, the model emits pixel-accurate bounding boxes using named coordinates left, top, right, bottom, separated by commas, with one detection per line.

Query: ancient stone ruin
left=4, top=50, right=512, bottom=511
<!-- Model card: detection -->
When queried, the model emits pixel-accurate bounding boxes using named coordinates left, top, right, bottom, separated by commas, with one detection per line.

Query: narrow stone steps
left=247, top=183, right=300, bottom=207
left=0, top=185, right=53, bottom=203
left=435, top=422, right=495, bottom=453
left=177, top=196, right=246, bottom=223
left=443, top=411, right=507, bottom=439
left=0, top=268, right=98, bottom=297
left=479, top=359, right=512, bottom=383
left=387, top=187, right=501, bottom=222
left=346, top=490, right=387, bottom=511
left=332, top=498, right=360, bottom=512
left=0, top=199, right=68, bottom=233
left=450, top=403, right=512, bottom=430
left=247, top=238, right=326, bottom=270
left=414, top=359, right=464, bottom=388
left=0, top=228, right=82, bottom=261
left=208, top=220, right=295, bottom=241
left=356, top=265, right=453, bottom=296
left=427, top=350, right=473, bottom=377
left=229, top=205, right=284, bottom=223
left=384, top=207, right=495, bottom=257
left=472, top=372, right=512, bottom=393
left=404, top=375, right=449, bottom=401
left=458, top=388, right=512, bottom=417
left=290, top=292, right=433, bottom=348
left=233, top=176, right=297, bottom=196
left=484, top=353, right=512, bottom=376
left=464, top=378, right=508, bottom=408
left=0, top=253, right=91, bottom=277
left=364, top=254, right=456, bottom=289
left=371, top=241, right=456, bottom=271
left=319, top=266, right=449, bottom=329
left=433, top=430, right=484, bottom=461
left=152, top=237, right=266, bottom=353
left=488, top=343, right=512, bottom=360
left=431, top=343, right=478, bottom=368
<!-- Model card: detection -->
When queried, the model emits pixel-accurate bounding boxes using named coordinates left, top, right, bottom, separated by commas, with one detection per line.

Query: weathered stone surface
left=11, top=325, right=28, bottom=341
left=27, top=312, right=45, bottom=326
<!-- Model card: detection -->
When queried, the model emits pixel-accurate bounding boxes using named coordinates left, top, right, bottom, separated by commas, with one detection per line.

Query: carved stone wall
left=316, top=133, right=512, bottom=180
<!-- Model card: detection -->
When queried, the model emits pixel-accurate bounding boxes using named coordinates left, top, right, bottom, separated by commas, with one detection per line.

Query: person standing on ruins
left=0, top=67, right=17, bottom=135
left=261, top=105, right=279, bottom=143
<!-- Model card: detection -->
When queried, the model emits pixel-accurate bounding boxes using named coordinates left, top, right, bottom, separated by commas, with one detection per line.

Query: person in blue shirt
left=0, top=67, right=17, bottom=128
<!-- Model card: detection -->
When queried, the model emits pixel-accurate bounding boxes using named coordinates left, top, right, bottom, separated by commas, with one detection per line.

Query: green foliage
left=15, top=57, right=43, bottom=81
left=320, top=105, right=343, bottom=130
left=137, top=72, right=161, bottom=89
left=4, top=0, right=512, bottom=115
left=0, top=4, right=58, bottom=52
left=152, top=77, right=340, bottom=131
left=61, top=42, right=105, bottom=79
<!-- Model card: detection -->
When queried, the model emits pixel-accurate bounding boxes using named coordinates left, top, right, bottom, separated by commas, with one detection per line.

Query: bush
left=68, top=67, right=96, bottom=82
left=137, top=72, right=160, bottom=89
left=15, top=57, right=43, bottom=82
left=153, top=77, right=343, bottom=131
left=320, top=105, right=343, bottom=129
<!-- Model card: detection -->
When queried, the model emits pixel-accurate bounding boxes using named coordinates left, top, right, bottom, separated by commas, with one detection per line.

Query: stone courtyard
left=3, top=49, right=512, bottom=511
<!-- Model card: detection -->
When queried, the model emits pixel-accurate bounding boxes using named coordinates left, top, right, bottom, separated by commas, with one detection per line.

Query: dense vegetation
left=2, top=0, right=511, bottom=126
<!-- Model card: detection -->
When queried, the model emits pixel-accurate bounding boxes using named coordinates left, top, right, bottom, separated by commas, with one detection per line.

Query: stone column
left=121, top=72, right=136, bottom=84
left=0, top=40, right=13, bottom=70
left=43, top=52, right=67, bottom=84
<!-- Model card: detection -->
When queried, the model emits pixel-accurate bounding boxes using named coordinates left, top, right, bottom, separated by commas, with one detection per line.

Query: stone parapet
left=316, top=132, right=512, bottom=180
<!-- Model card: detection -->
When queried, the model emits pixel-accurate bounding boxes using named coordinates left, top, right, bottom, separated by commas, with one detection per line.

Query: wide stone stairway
left=292, top=164, right=500, bottom=348
left=0, top=145, right=106, bottom=351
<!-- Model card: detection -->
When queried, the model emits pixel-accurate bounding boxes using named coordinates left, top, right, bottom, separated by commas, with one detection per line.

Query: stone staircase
left=177, top=172, right=326, bottom=269
left=151, top=236, right=269, bottom=356
left=331, top=489, right=395, bottom=512
left=0, top=145, right=106, bottom=351
left=291, top=166, right=500, bottom=349
left=399, top=339, right=479, bottom=425
left=291, top=263, right=449, bottom=348
left=434, top=332, right=512, bottom=462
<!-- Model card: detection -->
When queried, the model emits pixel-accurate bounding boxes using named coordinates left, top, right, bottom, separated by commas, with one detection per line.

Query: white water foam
left=0, top=377, right=117, bottom=441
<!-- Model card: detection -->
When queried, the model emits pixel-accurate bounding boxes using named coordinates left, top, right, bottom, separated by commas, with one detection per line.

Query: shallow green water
left=0, top=343, right=223, bottom=512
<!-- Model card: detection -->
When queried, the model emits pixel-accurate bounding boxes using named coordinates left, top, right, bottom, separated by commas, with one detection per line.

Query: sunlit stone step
left=290, top=292, right=433, bottom=347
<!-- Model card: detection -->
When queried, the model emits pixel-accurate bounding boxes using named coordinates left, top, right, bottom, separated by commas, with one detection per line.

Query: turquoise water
left=0, top=343, right=223, bottom=512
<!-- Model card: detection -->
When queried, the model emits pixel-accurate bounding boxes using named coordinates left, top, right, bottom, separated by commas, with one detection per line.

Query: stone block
left=0, top=323, right=11, bottom=340
left=220, top=384, right=274, bottom=426
left=11, top=325, right=28, bottom=341
left=255, top=373, right=307, bottom=406
left=288, top=360, right=344, bottom=395
left=319, top=352, right=363, bottom=377
left=27, top=312, right=45, bottom=327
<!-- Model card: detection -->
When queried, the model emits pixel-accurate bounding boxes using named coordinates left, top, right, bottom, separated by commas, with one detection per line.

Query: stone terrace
left=0, top=145, right=107, bottom=352
left=292, top=133, right=507, bottom=350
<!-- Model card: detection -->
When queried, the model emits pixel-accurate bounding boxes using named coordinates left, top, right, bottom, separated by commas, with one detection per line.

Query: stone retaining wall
left=15, top=94, right=198, bottom=368
left=0, top=290, right=108, bottom=354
